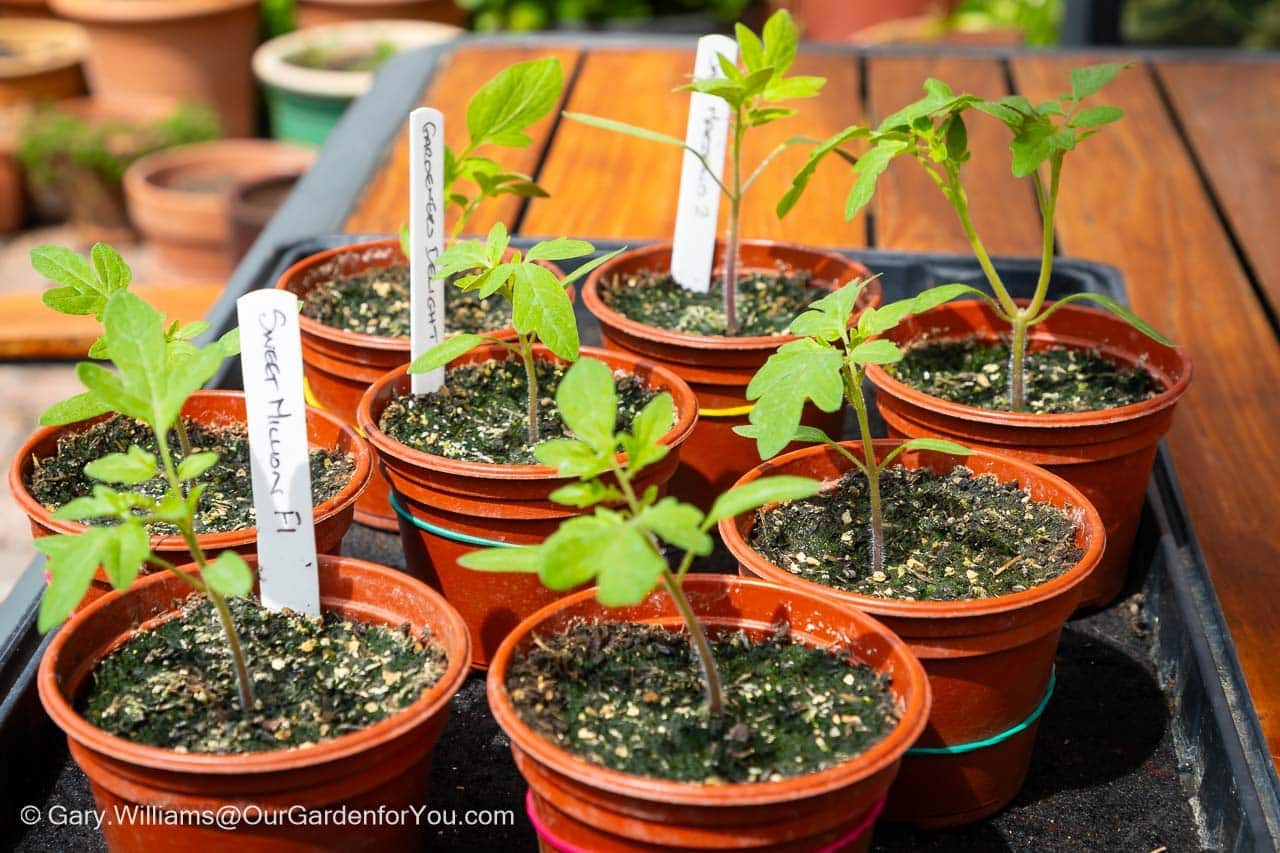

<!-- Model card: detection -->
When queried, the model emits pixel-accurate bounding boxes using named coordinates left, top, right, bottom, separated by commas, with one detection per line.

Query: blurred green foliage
left=1123, top=0, right=1280, bottom=48
left=947, top=0, right=1062, bottom=45
left=457, top=0, right=751, bottom=31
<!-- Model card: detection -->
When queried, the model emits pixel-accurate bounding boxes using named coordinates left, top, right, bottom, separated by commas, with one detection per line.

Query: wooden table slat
left=521, top=49, right=867, bottom=247
left=866, top=55, right=1043, bottom=256
left=343, top=45, right=581, bottom=236
left=1012, top=55, right=1280, bottom=763
left=1154, top=59, right=1280, bottom=318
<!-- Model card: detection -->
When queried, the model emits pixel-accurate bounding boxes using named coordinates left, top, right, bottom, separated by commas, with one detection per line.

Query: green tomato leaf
left=90, top=242, right=131, bottom=295
left=848, top=339, right=904, bottom=365
left=1032, top=292, right=1174, bottom=346
left=204, top=550, right=253, bottom=598
left=763, top=75, right=824, bottom=102
left=761, top=8, right=799, bottom=77
left=777, top=125, right=869, bottom=218
left=467, top=56, right=563, bottom=149
left=1072, top=105, right=1124, bottom=129
left=408, top=333, right=484, bottom=374
left=458, top=545, right=542, bottom=573
left=535, top=438, right=612, bottom=478
left=549, top=481, right=623, bottom=508
left=899, top=437, right=972, bottom=456
left=846, top=139, right=910, bottom=219
left=176, top=451, right=219, bottom=481
left=36, top=529, right=111, bottom=633
left=538, top=514, right=615, bottom=591
left=41, top=287, right=99, bottom=316
left=639, top=497, right=711, bottom=556
left=30, top=245, right=97, bottom=295
left=735, top=21, right=764, bottom=71
left=511, top=264, right=578, bottom=361
left=621, top=392, right=674, bottom=475
left=561, top=246, right=624, bottom=289
left=526, top=237, right=594, bottom=262
left=744, top=338, right=844, bottom=459
left=704, top=475, right=822, bottom=527
left=99, top=520, right=149, bottom=590
left=562, top=112, right=688, bottom=149
left=556, top=358, right=616, bottom=453
left=83, top=444, right=157, bottom=485
left=40, top=391, right=111, bottom=427
left=1070, top=63, right=1127, bottom=101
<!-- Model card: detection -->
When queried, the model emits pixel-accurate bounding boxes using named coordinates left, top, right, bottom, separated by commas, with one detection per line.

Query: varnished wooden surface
left=344, top=43, right=1280, bottom=764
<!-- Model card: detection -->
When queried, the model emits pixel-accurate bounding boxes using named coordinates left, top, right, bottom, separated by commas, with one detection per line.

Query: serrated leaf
left=549, top=481, right=623, bottom=508
left=41, top=287, right=99, bottom=316
left=83, top=445, right=156, bottom=485
left=30, top=245, right=97, bottom=295
left=777, top=125, right=870, bottom=218
left=90, top=242, right=131, bottom=295
left=622, top=392, right=674, bottom=474
left=40, top=391, right=111, bottom=427
left=763, top=75, right=824, bottom=102
left=511, top=264, right=578, bottom=361
left=176, top=450, right=219, bottom=481
left=408, top=333, right=484, bottom=374
left=761, top=8, right=798, bottom=76
left=1033, top=292, right=1173, bottom=346
left=745, top=338, right=844, bottom=459
left=1073, top=105, right=1124, bottom=129
left=458, top=545, right=542, bottom=572
left=539, top=514, right=616, bottom=591
left=204, top=550, right=253, bottom=598
left=849, top=339, right=904, bottom=365
left=557, top=358, right=616, bottom=452
left=99, top=520, right=149, bottom=590
left=1071, top=63, right=1127, bottom=101
left=846, top=139, right=909, bottom=219
left=735, top=21, right=764, bottom=71
left=435, top=240, right=493, bottom=280
left=640, top=497, right=711, bottom=556
left=526, top=237, right=594, bottom=262
left=467, top=56, right=563, bottom=149
left=705, top=475, right=822, bottom=526
left=36, top=529, right=111, bottom=633
left=535, top=438, right=612, bottom=478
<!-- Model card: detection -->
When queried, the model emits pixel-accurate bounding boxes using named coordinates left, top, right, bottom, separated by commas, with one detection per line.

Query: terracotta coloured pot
left=47, top=0, right=261, bottom=137
left=8, top=390, right=372, bottom=604
left=0, top=19, right=87, bottom=107
left=38, top=553, right=471, bottom=852
left=864, top=299, right=1191, bottom=609
left=295, top=0, right=466, bottom=29
left=123, top=139, right=315, bottom=279
left=488, top=574, right=931, bottom=851
left=278, top=238, right=565, bottom=531
left=356, top=344, right=697, bottom=667
left=583, top=239, right=879, bottom=511
left=228, top=172, right=302, bottom=265
left=721, top=439, right=1105, bottom=827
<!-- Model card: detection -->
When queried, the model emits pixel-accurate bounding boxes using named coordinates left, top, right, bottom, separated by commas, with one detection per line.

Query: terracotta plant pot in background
left=356, top=344, right=697, bottom=667
left=0, top=19, right=87, bottom=107
left=295, top=0, right=466, bottom=29
left=722, top=439, right=1104, bottom=827
left=278, top=238, right=565, bottom=531
left=8, top=390, right=372, bottom=603
left=39, top=554, right=471, bottom=852
left=228, top=172, right=303, bottom=266
left=583, top=239, right=878, bottom=510
left=0, top=0, right=54, bottom=17
left=489, top=574, right=931, bottom=851
left=124, top=139, right=315, bottom=278
left=253, top=19, right=460, bottom=147
left=865, top=299, right=1191, bottom=609
left=47, top=0, right=261, bottom=137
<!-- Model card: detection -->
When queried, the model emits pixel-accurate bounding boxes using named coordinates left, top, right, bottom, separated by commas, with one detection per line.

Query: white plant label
left=236, top=288, right=319, bottom=616
left=409, top=106, right=446, bottom=395
left=670, top=34, right=738, bottom=293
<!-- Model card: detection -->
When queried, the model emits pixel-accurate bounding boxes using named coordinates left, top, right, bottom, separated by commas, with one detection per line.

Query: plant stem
left=1008, top=316, right=1030, bottom=411
left=947, top=168, right=1017, bottom=318
left=154, top=427, right=255, bottom=711
left=518, top=332, right=540, bottom=445
left=722, top=108, right=745, bottom=338
left=843, top=360, right=884, bottom=577
left=1007, top=156, right=1062, bottom=412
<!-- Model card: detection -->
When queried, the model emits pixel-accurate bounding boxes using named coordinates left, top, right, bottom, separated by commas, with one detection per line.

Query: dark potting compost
left=506, top=620, right=897, bottom=784
left=82, top=594, right=447, bottom=754
left=299, top=263, right=511, bottom=338
left=25, top=416, right=356, bottom=535
left=379, top=359, right=661, bottom=464
left=600, top=267, right=818, bottom=337
left=750, top=466, right=1082, bottom=601
left=891, top=339, right=1162, bottom=413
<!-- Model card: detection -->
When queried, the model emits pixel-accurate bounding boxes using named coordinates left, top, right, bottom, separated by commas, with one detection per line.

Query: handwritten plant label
left=409, top=106, right=446, bottom=395
left=236, top=289, right=319, bottom=616
left=671, top=34, right=738, bottom=293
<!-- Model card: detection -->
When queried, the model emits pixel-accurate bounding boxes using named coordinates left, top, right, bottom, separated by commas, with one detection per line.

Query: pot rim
left=485, top=574, right=931, bottom=806
left=719, top=439, right=1106, bottom=621
left=122, top=139, right=315, bottom=211
left=37, top=553, right=472, bottom=773
left=252, top=19, right=461, bottom=99
left=276, top=237, right=566, bottom=355
left=49, top=0, right=259, bottom=23
left=581, top=239, right=878, bottom=353
left=355, top=343, right=699, bottom=482
left=864, top=299, right=1194, bottom=430
left=7, top=388, right=373, bottom=550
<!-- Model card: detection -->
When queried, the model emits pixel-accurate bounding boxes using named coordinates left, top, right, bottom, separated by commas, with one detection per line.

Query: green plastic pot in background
left=253, top=19, right=460, bottom=146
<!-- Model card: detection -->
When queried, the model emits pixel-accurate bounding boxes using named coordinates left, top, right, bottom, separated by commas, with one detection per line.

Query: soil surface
left=750, top=466, right=1082, bottom=601
left=506, top=620, right=897, bottom=784
left=83, top=594, right=447, bottom=754
left=600, top=267, right=818, bottom=337
left=890, top=339, right=1162, bottom=413
left=379, top=359, right=660, bottom=465
left=300, top=263, right=511, bottom=338
left=25, top=416, right=355, bottom=535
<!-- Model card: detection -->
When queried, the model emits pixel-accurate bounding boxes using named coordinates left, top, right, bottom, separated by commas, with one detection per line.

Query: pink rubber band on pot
left=524, top=790, right=887, bottom=853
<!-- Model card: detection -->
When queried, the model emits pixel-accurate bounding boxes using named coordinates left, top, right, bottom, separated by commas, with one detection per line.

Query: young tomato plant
left=563, top=9, right=824, bottom=335
left=780, top=64, right=1173, bottom=411
left=443, top=56, right=563, bottom=243
left=735, top=279, right=972, bottom=577
left=406, top=223, right=621, bottom=444
left=32, top=248, right=256, bottom=710
left=457, top=357, right=820, bottom=713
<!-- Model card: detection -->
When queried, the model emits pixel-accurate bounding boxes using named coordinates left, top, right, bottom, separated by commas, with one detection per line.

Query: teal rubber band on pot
left=906, top=668, right=1056, bottom=756
left=389, top=491, right=517, bottom=549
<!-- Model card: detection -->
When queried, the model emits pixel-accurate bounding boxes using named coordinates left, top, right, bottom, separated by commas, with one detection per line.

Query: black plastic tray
left=6, top=232, right=1279, bottom=852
